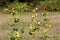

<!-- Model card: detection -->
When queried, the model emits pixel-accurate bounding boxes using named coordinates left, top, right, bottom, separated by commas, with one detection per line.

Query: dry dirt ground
left=0, top=12, right=60, bottom=40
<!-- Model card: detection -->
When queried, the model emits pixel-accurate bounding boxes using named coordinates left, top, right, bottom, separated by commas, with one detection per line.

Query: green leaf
left=29, top=31, right=33, bottom=35
left=43, top=19, right=49, bottom=23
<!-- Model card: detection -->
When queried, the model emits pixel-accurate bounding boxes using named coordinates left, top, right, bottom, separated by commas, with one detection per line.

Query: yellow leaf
left=32, top=15, right=35, bottom=18
left=37, top=21, right=41, bottom=25
left=45, top=24, right=48, bottom=27
left=32, top=9, right=35, bottom=12
left=16, top=32, right=20, bottom=37
left=43, top=28, right=49, bottom=33
left=30, top=24, right=33, bottom=29
left=49, top=24, right=52, bottom=28
left=35, top=8, right=38, bottom=10
left=45, top=24, right=52, bottom=28
left=35, top=14, right=38, bottom=16
left=31, top=31, right=37, bottom=35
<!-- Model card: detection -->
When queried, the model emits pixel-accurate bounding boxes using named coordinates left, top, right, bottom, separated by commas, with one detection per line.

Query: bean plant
left=29, top=13, right=40, bottom=40
left=9, top=7, right=25, bottom=40
left=42, top=11, right=52, bottom=40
